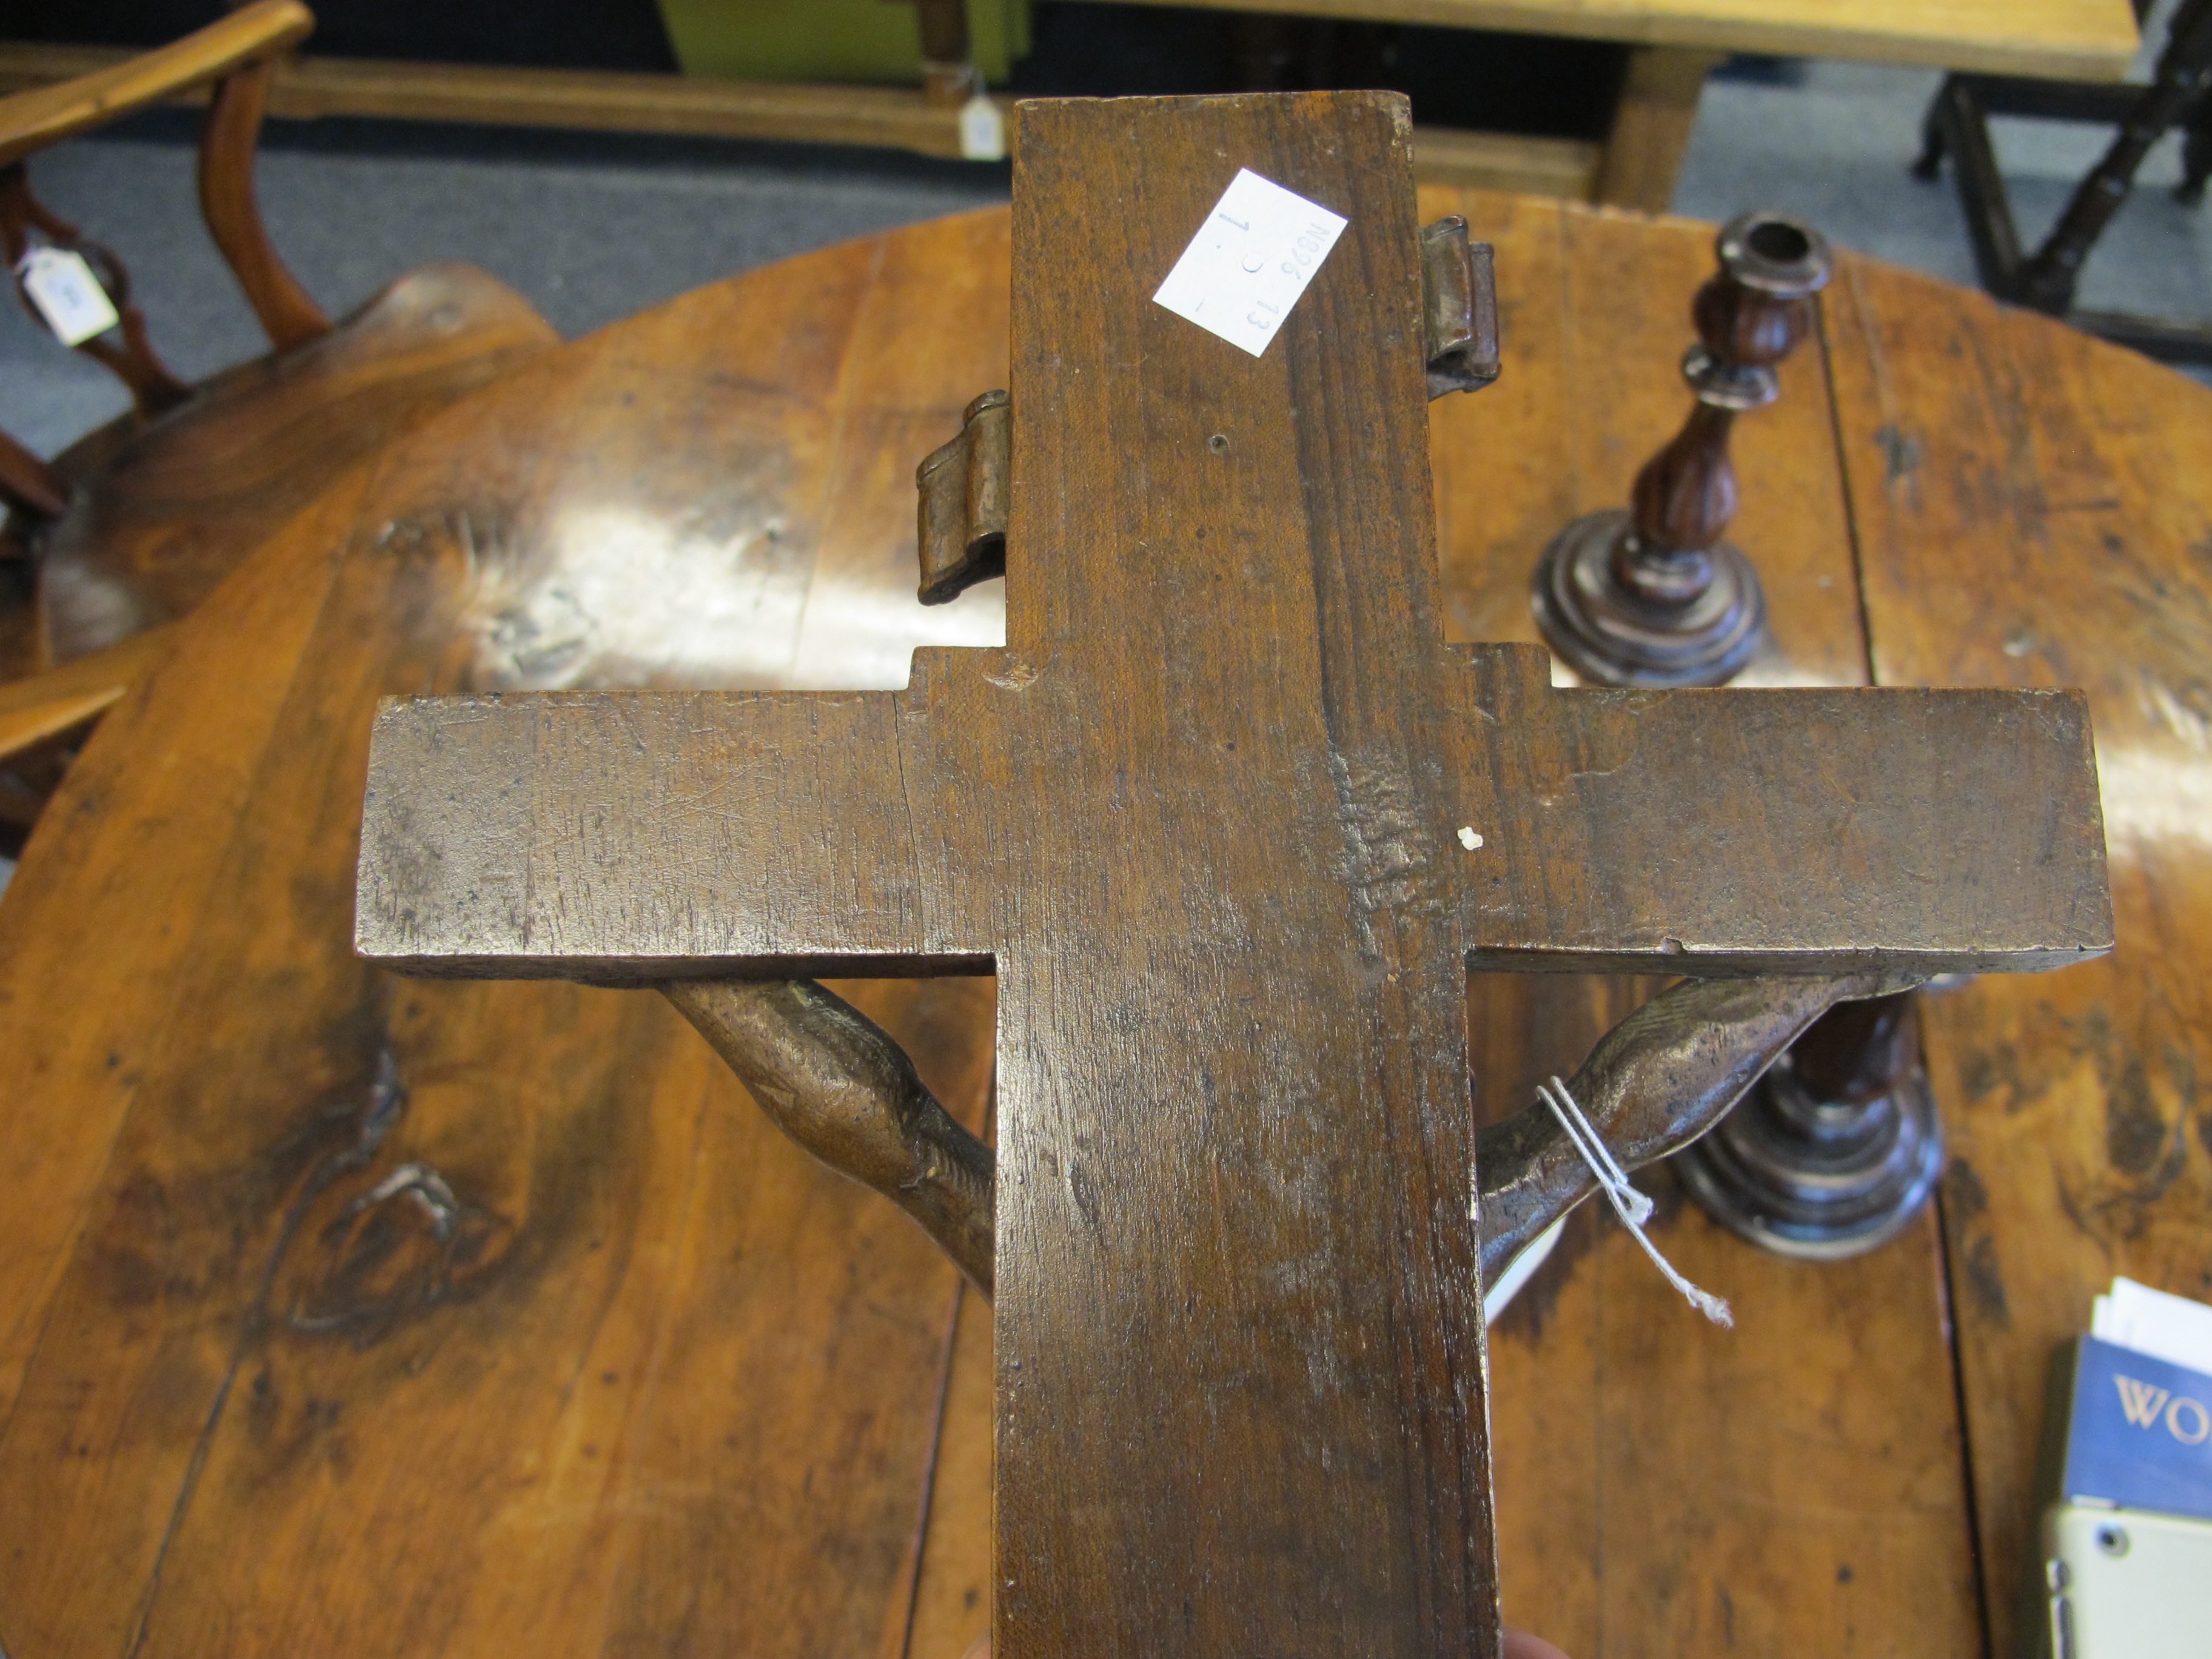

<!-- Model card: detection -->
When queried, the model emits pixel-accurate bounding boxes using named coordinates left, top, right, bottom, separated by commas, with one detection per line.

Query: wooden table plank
left=905, top=1283, right=996, bottom=1659
left=0, top=471, right=375, bottom=1658
left=0, top=215, right=1006, bottom=1659
left=1822, top=252, right=2212, bottom=1659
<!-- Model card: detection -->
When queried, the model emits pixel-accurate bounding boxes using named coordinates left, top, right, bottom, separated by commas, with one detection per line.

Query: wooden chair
left=0, top=0, right=557, bottom=851
left=0, top=0, right=557, bottom=679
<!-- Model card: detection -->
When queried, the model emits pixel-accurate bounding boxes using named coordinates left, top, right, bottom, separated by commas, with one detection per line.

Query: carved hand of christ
left=357, top=92, right=2108, bottom=1659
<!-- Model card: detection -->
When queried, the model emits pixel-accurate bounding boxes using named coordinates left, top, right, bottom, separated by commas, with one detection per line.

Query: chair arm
left=0, top=622, right=175, bottom=766
left=0, top=0, right=312, bottom=169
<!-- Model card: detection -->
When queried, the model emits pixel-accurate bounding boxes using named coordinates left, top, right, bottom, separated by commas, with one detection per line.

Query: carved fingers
left=659, top=978, right=997, bottom=1298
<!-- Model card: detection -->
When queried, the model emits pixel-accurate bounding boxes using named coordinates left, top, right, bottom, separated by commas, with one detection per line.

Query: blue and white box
left=2057, top=1336, right=2212, bottom=1522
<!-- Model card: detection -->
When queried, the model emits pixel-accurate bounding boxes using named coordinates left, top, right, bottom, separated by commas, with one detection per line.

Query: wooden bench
left=0, top=0, right=2138, bottom=211
left=1111, top=0, right=2144, bottom=206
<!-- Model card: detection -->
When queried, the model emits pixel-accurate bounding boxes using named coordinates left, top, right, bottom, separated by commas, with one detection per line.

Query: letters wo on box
left=357, top=91, right=2108, bottom=1659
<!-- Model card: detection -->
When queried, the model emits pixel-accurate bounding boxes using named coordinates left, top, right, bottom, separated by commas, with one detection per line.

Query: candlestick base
left=1532, top=509, right=1767, bottom=688
left=1673, top=1041, right=1945, bottom=1261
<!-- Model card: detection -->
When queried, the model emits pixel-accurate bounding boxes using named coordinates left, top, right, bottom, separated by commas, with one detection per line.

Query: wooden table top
left=0, top=186, right=2205, bottom=1659
left=1096, top=0, right=2141, bottom=79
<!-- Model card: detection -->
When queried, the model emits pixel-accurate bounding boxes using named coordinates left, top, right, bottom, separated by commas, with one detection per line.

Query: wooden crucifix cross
left=357, top=92, right=2108, bottom=1659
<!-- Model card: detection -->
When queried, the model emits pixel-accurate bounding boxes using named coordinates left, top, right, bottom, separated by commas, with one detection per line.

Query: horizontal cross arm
left=356, top=689, right=977, bottom=979
left=1452, top=646, right=2112, bottom=973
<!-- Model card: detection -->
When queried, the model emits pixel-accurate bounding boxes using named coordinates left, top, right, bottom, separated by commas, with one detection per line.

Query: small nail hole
left=1208, top=433, right=1229, bottom=453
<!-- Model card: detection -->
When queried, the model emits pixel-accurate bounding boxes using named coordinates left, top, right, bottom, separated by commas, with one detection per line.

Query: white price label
left=958, top=93, right=1006, bottom=161
left=1151, top=168, right=1348, bottom=358
left=17, top=247, right=119, bottom=347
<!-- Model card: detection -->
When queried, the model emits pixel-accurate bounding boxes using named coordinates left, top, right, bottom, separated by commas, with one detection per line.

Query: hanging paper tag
left=1152, top=167, right=1348, bottom=358
left=17, top=247, right=119, bottom=347
left=958, top=93, right=1006, bottom=162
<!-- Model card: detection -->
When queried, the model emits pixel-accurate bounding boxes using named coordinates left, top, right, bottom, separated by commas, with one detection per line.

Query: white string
left=1537, top=1074, right=1734, bottom=1329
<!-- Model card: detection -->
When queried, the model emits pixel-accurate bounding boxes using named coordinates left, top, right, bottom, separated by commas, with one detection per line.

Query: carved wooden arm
left=1473, top=970, right=1925, bottom=1285
left=0, top=621, right=175, bottom=766
left=662, top=971, right=1922, bottom=1303
left=0, top=0, right=312, bottom=166
left=661, top=979, right=996, bottom=1296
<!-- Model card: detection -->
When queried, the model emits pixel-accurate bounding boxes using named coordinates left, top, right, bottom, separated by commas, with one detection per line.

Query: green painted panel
left=658, top=0, right=1029, bottom=85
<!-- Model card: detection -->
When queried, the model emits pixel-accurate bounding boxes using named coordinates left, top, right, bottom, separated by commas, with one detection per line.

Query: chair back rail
left=0, top=1, right=313, bottom=167
left=198, top=53, right=330, bottom=352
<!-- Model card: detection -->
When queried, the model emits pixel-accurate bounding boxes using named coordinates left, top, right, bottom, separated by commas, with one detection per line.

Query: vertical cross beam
left=984, top=91, right=1497, bottom=1657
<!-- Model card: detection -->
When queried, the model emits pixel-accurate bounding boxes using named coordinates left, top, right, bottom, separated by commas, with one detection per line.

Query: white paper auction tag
left=16, top=247, right=119, bottom=347
left=958, top=93, right=1006, bottom=161
left=1151, top=168, right=1348, bottom=358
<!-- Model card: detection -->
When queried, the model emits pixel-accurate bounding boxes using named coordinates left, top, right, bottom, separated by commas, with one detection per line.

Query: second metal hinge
left=1421, top=215, right=1501, bottom=398
left=916, top=389, right=1009, bottom=606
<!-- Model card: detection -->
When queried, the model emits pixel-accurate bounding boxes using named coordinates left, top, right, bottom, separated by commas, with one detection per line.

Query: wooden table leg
left=1595, top=46, right=1725, bottom=214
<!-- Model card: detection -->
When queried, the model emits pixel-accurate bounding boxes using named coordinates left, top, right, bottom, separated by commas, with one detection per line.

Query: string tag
left=16, top=247, right=118, bottom=346
left=959, top=92, right=1005, bottom=161
left=1537, top=1074, right=1734, bottom=1328
left=956, top=68, right=1005, bottom=162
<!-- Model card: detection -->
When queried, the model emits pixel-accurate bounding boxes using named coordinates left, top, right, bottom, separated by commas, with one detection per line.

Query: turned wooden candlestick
left=1672, top=989, right=1945, bottom=1259
left=1533, top=210, right=1834, bottom=687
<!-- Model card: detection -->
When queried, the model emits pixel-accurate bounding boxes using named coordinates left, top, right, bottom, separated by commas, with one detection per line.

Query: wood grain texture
left=906, top=1282, right=996, bottom=1659
left=986, top=95, right=1497, bottom=1658
left=0, top=202, right=1013, bottom=1659
left=1822, top=251, right=2212, bottom=1659
left=0, top=0, right=311, bottom=167
left=357, top=107, right=2100, bottom=1659
left=362, top=193, right=2110, bottom=987
left=356, top=92, right=1506, bottom=1659
left=360, top=668, right=2110, bottom=978
left=1341, top=183, right=1996, bottom=1659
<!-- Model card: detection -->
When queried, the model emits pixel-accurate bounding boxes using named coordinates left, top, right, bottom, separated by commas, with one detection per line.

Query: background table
left=0, top=186, right=2205, bottom=1659
left=0, top=0, right=2139, bottom=210
left=1106, top=0, right=2142, bottom=209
